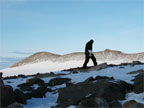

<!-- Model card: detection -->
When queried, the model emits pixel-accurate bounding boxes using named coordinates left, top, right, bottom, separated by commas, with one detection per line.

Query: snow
left=3, top=64, right=144, bottom=108
left=1, top=60, right=130, bottom=77
left=25, top=93, right=58, bottom=108
left=120, top=92, right=144, bottom=105
left=60, top=65, right=144, bottom=84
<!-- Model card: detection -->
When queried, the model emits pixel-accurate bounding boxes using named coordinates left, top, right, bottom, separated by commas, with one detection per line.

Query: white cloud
left=11, top=51, right=33, bottom=55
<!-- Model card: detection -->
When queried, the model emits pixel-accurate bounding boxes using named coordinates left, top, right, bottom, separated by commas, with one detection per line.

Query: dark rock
left=66, top=82, right=73, bottom=87
left=131, top=61, right=143, bottom=66
left=84, top=77, right=95, bottom=82
left=27, top=86, right=50, bottom=98
left=128, top=69, right=144, bottom=74
left=50, top=106, right=56, bottom=108
left=95, top=76, right=114, bottom=80
left=7, top=102, right=23, bottom=108
left=47, top=87, right=52, bottom=92
left=57, top=79, right=132, bottom=107
left=108, top=64, right=118, bottom=67
left=78, top=97, right=109, bottom=108
left=26, top=77, right=45, bottom=86
left=133, top=73, right=144, bottom=93
left=123, top=100, right=144, bottom=108
left=3, top=75, right=18, bottom=80
left=109, top=101, right=122, bottom=108
left=18, top=83, right=34, bottom=91
left=0, top=72, right=4, bottom=85
left=48, top=78, right=71, bottom=86
left=102, top=82, right=125, bottom=102
left=50, top=72, right=54, bottom=74
left=70, top=70, right=78, bottom=74
left=119, top=66, right=125, bottom=68
left=14, top=89, right=27, bottom=105
left=0, top=85, right=15, bottom=107
left=7, top=81, right=12, bottom=83
left=119, top=63, right=131, bottom=66
left=17, top=74, right=27, bottom=78
left=78, top=98, right=97, bottom=107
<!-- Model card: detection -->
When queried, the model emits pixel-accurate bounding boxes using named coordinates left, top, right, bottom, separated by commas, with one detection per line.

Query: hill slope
left=11, top=49, right=144, bottom=68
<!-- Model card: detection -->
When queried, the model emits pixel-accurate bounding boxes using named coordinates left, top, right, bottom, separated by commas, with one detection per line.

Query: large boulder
left=0, top=85, right=15, bottom=107
left=26, top=77, right=44, bottom=86
left=133, top=73, right=144, bottom=93
left=14, top=89, right=28, bottom=105
left=57, top=78, right=132, bottom=107
left=48, top=78, right=71, bottom=86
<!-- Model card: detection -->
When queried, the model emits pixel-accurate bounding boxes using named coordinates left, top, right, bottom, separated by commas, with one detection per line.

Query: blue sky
left=0, top=0, right=144, bottom=58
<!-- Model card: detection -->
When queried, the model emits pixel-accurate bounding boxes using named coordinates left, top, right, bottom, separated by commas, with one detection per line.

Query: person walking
left=83, top=39, right=97, bottom=69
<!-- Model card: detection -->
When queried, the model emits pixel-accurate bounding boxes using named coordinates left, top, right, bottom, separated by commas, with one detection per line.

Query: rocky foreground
left=0, top=61, right=144, bottom=108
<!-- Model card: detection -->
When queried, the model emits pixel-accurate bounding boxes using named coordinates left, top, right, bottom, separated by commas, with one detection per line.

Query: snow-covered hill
left=11, top=49, right=144, bottom=68
left=1, top=49, right=144, bottom=77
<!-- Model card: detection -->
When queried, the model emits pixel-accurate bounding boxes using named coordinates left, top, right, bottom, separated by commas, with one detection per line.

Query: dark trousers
left=83, top=53, right=97, bottom=68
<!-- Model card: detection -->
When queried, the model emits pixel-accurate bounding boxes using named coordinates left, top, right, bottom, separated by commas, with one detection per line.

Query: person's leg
left=83, top=54, right=89, bottom=68
left=91, top=54, right=97, bottom=66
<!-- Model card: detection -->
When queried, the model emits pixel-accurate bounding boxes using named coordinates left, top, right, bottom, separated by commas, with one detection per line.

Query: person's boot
left=94, top=62, right=98, bottom=66
left=83, top=65, right=87, bottom=69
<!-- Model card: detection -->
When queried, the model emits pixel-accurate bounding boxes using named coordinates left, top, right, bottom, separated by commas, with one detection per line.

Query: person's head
left=90, top=39, right=94, bottom=44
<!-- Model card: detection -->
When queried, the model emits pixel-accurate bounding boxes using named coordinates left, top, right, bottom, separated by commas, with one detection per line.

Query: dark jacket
left=85, top=40, right=93, bottom=53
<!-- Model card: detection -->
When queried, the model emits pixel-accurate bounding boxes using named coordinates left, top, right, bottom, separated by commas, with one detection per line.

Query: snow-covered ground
left=3, top=64, right=144, bottom=108
left=0, top=60, right=135, bottom=77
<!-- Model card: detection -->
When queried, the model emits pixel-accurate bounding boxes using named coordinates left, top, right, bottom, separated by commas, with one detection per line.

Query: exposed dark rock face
left=14, top=89, right=28, bottom=105
left=133, top=73, right=144, bottom=93
left=0, top=85, right=15, bottom=107
left=57, top=78, right=132, bottom=107
left=77, top=97, right=109, bottom=108
left=48, top=78, right=71, bottom=86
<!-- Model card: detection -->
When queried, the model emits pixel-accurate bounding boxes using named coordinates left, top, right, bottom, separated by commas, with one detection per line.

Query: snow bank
left=0, top=60, right=131, bottom=77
